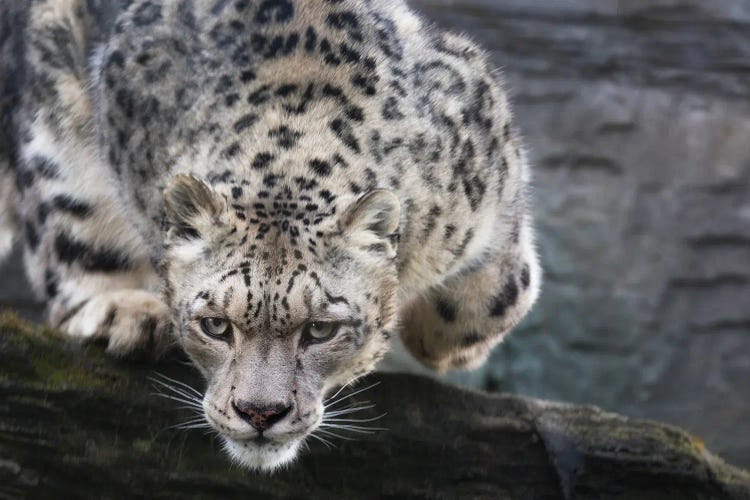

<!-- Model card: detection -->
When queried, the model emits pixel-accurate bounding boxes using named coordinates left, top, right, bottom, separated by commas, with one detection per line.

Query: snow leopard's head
left=161, top=174, right=400, bottom=471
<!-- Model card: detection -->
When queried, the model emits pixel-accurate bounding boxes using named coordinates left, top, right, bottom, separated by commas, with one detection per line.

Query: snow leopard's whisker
left=170, top=416, right=207, bottom=426
left=156, top=414, right=210, bottom=434
left=151, top=373, right=203, bottom=397
left=319, top=423, right=384, bottom=434
left=149, top=377, right=204, bottom=402
left=151, top=392, right=200, bottom=409
left=151, top=391, right=203, bottom=409
left=167, top=421, right=212, bottom=431
left=172, top=405, right=205, bottom=414
left=324, top=378, right=357, bottom=404
left=151, top=372, right=203, bottom=394
left=149, top=376, right=214, bottom=436
left=151, top=391, right=205, bottom=414
left=174, top=414, right=206, bottom=422
left=324, top=381, right=380, bottom=408
left=323, top=405, right=375, bottom=418
left=324, top=381, right=379, bottom=408
left=150, top=380, right=200, bottom=400
left=149, top=376, right=205, bottom=411
left=308, top=432, right=336, bottom=450
left=172, top=423, right=212, bottom=431
left=326, top=400, right=373, bottom=411
left=172, top=421, right=209, bottom=430
left=151, top=390, right=202, bottom=406
left=322, top=412, right=386, bottom=424
left=316, top=428, right=359, bottom=441
left=323, top=404, right=375, bottom=418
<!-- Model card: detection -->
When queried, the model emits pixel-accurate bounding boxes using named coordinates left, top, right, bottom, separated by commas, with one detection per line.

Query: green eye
left=200, top=317, right=232, bottom=338
left=302, top=322, right=340, bottom=343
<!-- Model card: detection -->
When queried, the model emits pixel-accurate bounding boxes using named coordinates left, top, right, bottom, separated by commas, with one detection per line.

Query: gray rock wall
left=410, top=0, right=750, bottom=468
left=0, top=0, right=747, bottom=468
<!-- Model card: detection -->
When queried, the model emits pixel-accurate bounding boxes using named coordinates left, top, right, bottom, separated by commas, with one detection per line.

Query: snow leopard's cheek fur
left=159, top=178, right=400, bottom=470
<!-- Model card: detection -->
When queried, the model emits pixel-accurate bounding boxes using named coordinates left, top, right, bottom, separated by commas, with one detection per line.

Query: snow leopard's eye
left=302, top=321, right=340, bottom=344
left=200, top=317, right=232, bottom=338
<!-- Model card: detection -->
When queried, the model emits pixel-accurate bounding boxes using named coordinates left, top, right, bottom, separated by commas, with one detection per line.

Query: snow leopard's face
left=161, top=175, right=399, bottom=470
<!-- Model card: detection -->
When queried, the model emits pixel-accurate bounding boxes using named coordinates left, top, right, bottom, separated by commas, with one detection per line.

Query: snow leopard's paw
left=60, top=290, right=173, bottom=357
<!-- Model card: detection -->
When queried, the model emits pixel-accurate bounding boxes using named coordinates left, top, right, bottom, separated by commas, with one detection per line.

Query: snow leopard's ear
left=341, top=190, right=401, bottom=254
left=163, top=174, right=225, bottom=241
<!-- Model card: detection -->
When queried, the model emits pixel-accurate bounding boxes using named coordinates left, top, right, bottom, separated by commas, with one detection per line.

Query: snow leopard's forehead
left=159, top=181, right=393, bottom=340
left=175, top=235, right=369, bottom=339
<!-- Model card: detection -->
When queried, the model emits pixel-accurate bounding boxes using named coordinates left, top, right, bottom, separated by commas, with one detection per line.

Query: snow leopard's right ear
left=163, top=174, right=225, bottom=241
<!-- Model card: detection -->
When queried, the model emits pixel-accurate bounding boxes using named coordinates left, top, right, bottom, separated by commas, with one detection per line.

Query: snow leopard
left=0, top=0, right=541, bottom=470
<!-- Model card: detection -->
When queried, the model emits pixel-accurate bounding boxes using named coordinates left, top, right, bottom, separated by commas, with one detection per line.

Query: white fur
left=62, top=290, right=170, bottom=356
left=222, top=436, right=302, bottom=473
left=0, top=196, right=14, bottom=261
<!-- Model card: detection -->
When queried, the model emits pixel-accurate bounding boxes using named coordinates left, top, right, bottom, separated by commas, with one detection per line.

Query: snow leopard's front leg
left=17, top=126, right=173, bottom=357
left=400, top=218, right=541, bottom=372
left=17, top=129, right=173, bottom=357
left=13, top=0, right=172, bottom=357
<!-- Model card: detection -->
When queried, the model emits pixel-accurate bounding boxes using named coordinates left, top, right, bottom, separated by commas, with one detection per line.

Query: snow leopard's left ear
left=341, top=190, right=401, bottom=256
left=163, top=174, right=225, bottom=241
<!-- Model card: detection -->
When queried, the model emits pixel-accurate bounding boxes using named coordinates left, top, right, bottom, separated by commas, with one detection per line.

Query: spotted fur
left=0, top=0, right=541, bottom=470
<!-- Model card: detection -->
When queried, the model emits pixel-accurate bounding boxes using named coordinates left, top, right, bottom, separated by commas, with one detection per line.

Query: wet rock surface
left=1, top=314, right=748, bottom=499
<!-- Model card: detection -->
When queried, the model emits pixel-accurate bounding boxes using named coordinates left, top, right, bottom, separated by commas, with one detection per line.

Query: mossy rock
left=0, top=312, right=748, bottom=499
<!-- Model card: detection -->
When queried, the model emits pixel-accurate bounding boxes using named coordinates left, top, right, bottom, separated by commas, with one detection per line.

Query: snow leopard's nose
left=232, top=399, right=293, bottom=432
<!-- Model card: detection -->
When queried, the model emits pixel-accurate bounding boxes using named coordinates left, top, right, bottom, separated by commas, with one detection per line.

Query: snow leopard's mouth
left=151, top=375, right=386, bottom=471
left=151, top=374, right=317, bottom=470
left=204, top=405, right=322, bottom=470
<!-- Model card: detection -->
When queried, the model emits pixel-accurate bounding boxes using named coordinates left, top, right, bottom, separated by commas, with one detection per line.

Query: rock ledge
left=0, top=313, right=748, bottom=499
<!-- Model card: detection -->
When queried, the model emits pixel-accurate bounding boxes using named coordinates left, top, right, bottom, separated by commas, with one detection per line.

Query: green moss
left=32, top=353, right=108, bottom=390
left=0, top=311, right=114, bottom=390
left=0, top=311, right=39, bottom=339
left=132, top=439, right=153, bottom=454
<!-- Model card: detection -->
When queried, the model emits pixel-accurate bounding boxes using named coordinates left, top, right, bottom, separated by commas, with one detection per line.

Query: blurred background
left=2, top=0, right=749, bottom=468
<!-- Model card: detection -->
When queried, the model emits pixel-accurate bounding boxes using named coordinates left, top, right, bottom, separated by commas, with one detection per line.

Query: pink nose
left=232, top=400, right=292, bottom=432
